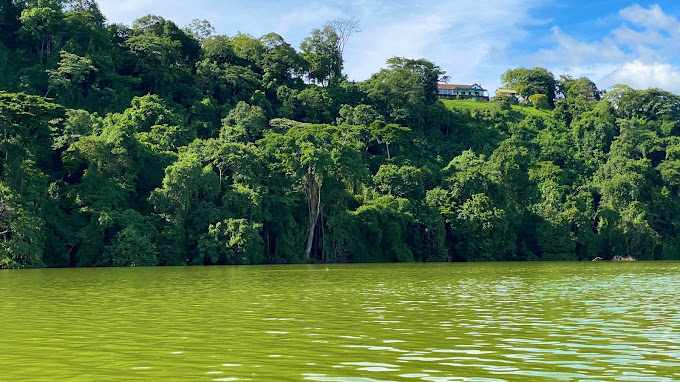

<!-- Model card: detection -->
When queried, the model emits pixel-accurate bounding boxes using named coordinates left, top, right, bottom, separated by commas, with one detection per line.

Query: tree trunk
left=321, top=208, right=325, bottom=263
left=305, top=212, right=316, bottom=260
left=385, top=142, right=391, bottom=160
left=304, top=170, right=322, bottom=260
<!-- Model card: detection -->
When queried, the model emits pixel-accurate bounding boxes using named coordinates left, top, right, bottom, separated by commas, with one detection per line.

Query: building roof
left=438, top=83, right=487, bottom=91
left=495, top=88, right=517, bottom=93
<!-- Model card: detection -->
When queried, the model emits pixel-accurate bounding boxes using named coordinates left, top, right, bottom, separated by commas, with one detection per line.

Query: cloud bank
left=535, top=4, right=680, bottom=93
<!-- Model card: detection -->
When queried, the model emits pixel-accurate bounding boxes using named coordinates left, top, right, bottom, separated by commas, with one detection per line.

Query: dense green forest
left=2, top=0, right=680, bottom=268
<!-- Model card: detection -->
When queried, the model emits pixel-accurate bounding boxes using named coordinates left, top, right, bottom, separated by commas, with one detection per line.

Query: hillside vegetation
left=1, top=1, right=680, bottom=267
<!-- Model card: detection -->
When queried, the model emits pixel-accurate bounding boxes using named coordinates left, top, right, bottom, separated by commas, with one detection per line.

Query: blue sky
left=96, top=0, right=680, bottom=93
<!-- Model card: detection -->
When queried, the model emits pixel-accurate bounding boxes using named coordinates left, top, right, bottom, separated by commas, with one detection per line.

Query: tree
left=363, top=57, right=447, bottom=128
left=125, top=33, right=182, bottom=92
left=230, top=33, right=265, bottom=71
left=103, top=210, right=159, bottom=267
left=1, top=0, right=24, bottom=51
left=501, top=67, right=556, bottom=106
left=5, top=1, right=680, bottom=267
left=0, top=91, right=65, bottom=182
left=259, top=124, right=367, bottom=260
left=557, top=75, right=600, bottom=101
left=606, top=86, right=680, bottom=136
left=338, top=104, right=381, bottom=126
left=491, top=95, right=514, bottom=111
left=529, top=94, right=550, bottom=110
left=53, top=108, right=94, bottom=151
left=369, top=120, right=411, bottom=160
left=132, top=15, right=201, bottom=65
left=571, top=101, right=616, bottom=167
left=300, top=25, right=341, bottom=86
left=202, top=35, right=235, bottom=64
left=0, top=92, right=65, bottom=268
left=260, top=32, right=305, bottom=88
left=183, top=19, right=214, bottom=42
left=19, top=3, right=64, bottom=63
left=45, top=50, right=96, bottom=97
left=452, top=193, right=512, bottom=261
left=150, top=153, right=219, bottom=220
left=149, top=151, right=221, bottom=264
left=349, top=196, right=414, bottom=263
left=197, top=218, right=263, bottom=265
left=374, top=164, right=424, bottom=199
left=324, top=16, right=360, bottom=59
left=221, top=101, right=268, bottom=140
left=0, top=182, right=45, bottom=268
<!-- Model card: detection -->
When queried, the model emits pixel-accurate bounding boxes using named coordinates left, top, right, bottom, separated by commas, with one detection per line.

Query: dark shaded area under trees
left=2, top=0, right=680, bottom=268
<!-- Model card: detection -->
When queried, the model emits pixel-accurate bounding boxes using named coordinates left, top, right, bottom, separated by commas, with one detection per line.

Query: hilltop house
left=437, top=83, right=489, bottom=101
left=494, top=88, right=519, bottom=98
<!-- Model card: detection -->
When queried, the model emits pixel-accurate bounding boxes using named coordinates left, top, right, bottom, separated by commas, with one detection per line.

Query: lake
left=1, top=262, right=679, bottom=381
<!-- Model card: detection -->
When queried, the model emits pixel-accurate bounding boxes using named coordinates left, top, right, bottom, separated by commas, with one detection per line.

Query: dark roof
left=438, top=83, right=486, bottom=91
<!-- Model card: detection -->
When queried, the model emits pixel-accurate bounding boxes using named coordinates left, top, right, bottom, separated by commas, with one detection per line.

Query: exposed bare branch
left=325, top=16, right=361, bottom=58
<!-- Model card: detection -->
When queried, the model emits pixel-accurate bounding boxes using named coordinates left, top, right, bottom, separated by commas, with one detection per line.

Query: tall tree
left=324, top=16, right=360, bottom=59
left=259, top=124, right=367, bottom=260
left=300, top=25, right=342, bottom=86
left=501, top=67, right=556, bottom=107
left=363, top=57, right=447, bottom=128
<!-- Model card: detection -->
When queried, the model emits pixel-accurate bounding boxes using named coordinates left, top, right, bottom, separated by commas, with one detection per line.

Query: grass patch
left=441, top=99, right=499, bottom=113
left=441, top=99, right=554, bottom=120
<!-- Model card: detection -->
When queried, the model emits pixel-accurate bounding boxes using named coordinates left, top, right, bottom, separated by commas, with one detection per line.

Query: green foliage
left=2, top=4, right=680, bottom=267
left=492, top=95, right=514, bottom=111
left=197, top=218, right=263, bottom=265
left=363, top=57, right=446, bottom=128
left=529, top=94, right=550, bottom=110
left=558, top=75, right=600, bottom=101
left=45, top=50, right=96, bottom=98
left=222, top=101, right=267, bottom=140
left=348, top=196, right=414, bottom=263
left=104, top=210, right=158, bottom=266
left=0, top=182, right=45, bottom=268
left=501, top=67, right=556, bottom=106
left=338, top=104, right=381, bottom=126
left=452, top=193, right=512, bottom=262
left=375, top=164, right=424, bottom=199
left=300, top=26, right=341, bottom=86
left=183, top=19, right=214, bottom=42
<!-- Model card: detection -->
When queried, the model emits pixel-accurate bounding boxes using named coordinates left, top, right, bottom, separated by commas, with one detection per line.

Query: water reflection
left=1, top=262, right=680, bottom=380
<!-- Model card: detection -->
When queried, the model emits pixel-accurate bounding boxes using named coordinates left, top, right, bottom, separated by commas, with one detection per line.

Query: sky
left=95, top=0, right=680, bottom=94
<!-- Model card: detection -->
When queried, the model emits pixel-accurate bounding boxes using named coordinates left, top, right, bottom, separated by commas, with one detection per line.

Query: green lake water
left=1, top=262, right=680, bottom=381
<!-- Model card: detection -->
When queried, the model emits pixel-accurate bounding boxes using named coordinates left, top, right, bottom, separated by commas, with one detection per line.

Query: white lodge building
left=437, top=84, right=489, bottom=101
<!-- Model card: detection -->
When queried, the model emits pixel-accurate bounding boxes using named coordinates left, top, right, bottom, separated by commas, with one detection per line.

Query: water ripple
left=1, top=262, right=680, bottom=380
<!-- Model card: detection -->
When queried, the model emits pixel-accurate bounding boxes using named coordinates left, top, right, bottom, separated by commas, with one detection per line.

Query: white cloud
left=600, top=61, right=680, bottom=92
left=344, top=0, right=546, bottom=91
left=97, top=0, right=212, bottom=26
left=533, top=4, right=680, bottom=93
left=619, top=4, right=680, bottom=32
left=534, top=26, right=626, bottom=66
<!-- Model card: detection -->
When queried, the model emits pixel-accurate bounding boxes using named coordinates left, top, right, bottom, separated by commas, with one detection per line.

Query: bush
left=529, top=94, right=551, bottom=110
left=492, top=95, right=515, bottom=111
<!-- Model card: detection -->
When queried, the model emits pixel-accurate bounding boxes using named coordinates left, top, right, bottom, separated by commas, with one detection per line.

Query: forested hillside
left=2, top=0, right=680, bottom=268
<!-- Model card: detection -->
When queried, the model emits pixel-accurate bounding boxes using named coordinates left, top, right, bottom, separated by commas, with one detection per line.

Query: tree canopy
left=1, top=1, right=680, bottom=268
